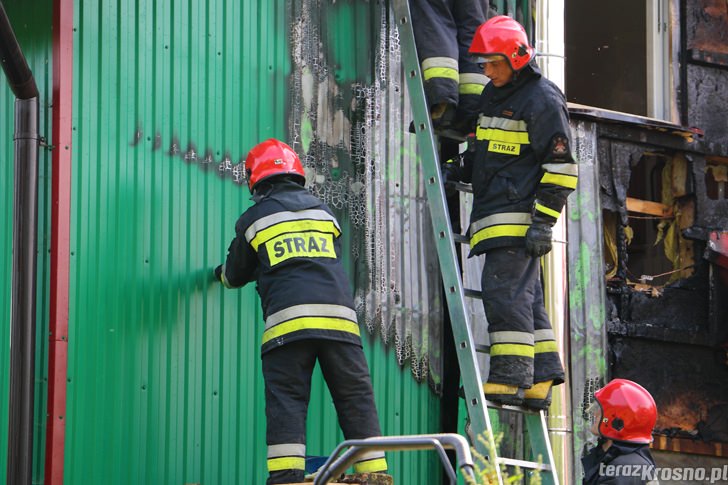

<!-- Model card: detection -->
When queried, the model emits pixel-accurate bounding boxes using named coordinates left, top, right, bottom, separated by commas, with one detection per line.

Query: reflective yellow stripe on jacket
left=540, top=172, right=577, bottom=189
left=262, top=304, right=360, bottom=345
left=535, top=203, right=561, bottom=219
left=469, top=212, right=532, bottom=248
left=245, top=209, right=341, bottom=251
left=477, top=115, right=530, bottom=155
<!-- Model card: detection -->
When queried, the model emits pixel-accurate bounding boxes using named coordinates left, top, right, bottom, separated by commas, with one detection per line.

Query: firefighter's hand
left=525, top=222, right=552, bottom=258
left=213, top=265, right=223, bottom=283
left=441, top=157, right=462, bottom=196
left=441, top=156, right=462, bottom=182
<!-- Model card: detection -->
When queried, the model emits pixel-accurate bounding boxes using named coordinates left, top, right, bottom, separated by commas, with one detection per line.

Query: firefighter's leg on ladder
left=318, top=341, right=389, bottom=475
left=480, top=246, right=536, bottom=406
left=525, top=267, right=565, bottom=410
left=451, top=0, right=488, bottom=129
left=409, top=0, right=459, bottom=127
left=263, top=342, right=316, bottom=485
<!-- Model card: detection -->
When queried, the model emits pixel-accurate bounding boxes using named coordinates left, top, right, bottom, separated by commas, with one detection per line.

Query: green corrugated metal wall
left=63, top=1, right=441, bottom=484
left=0, top=1, right=443, bottom=483
left=0, top=1, right=53, bottom=484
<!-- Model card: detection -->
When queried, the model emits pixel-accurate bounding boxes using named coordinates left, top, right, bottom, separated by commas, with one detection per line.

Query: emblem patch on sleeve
left=551, top=135, right=569, bottom=156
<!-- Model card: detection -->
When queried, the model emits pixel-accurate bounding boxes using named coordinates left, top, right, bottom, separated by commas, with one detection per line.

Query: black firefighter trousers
left=262, top=339, right=386, bottom=484
left=409, top=0, right=487, bottom=117
left=481, top=247, right=565, bottom=388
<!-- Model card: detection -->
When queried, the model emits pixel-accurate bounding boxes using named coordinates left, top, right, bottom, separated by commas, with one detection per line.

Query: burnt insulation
left=286, top=0, right=444, bottom=387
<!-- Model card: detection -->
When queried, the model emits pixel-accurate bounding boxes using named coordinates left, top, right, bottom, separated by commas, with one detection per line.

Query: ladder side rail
left=524, top=412, right=560, bottom=485
left=389, top=0, right=499, bottom=469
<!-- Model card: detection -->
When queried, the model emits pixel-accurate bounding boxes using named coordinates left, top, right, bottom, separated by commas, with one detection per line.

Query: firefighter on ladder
left=409, top=0, right=493, bottom=133
left=214, top=139, right=388, bottom=484
left=443, top=16, right=578, bottom=409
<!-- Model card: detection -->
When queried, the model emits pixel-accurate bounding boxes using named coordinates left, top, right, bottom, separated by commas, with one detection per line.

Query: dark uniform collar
left=252, top=178, right=305, bottom=203
left=581, top=439, right=656, bottom=484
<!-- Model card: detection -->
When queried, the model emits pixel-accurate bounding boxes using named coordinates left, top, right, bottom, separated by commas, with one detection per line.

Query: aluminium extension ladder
left=391, top=1, right=559, bottom=484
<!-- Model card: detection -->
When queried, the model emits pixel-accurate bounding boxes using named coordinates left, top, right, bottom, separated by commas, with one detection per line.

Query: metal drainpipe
left=535, top=1, right=574, bottom=483
left=1, top=2, right=41, bottom=484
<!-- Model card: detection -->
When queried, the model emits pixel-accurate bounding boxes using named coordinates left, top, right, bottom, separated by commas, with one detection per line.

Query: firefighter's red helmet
left=469, top=15, right=534, bottom=71
left=594, top=379, right=657, bottom=444
left=244, top=139, right=305, bottom=191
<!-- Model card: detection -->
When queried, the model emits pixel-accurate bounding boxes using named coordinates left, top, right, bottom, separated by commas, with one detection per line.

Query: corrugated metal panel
left=67, top=1, right=441, bottom=485
left=566, top=119, right=608, bottom=484
left=0, top=1, right=54, bottom=484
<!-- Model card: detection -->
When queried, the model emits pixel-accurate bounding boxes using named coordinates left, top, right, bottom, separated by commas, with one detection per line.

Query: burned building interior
left=586, top=108, right=728, bottom=463
left=565, top=0, right=728, bottom=474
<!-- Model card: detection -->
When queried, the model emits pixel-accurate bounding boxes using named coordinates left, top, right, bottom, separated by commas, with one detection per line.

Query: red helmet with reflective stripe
left=469, top=15, right=534, bottom=71
left=244, top=139, right=305, bottom=191
left=594, top=379, right=657, bottom=444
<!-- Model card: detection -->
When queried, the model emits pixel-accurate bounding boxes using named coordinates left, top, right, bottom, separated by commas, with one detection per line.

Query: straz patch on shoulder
left=488, top=141, right=520, bottom=155
left=266, top=231, right=336, bottom=265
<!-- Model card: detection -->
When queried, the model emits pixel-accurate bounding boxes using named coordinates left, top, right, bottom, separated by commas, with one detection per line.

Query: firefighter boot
left=483, top=382, right=525, bottom=406
left=524, top=380, right=553, bottom=410
left=341, top=472, right=394, bottom=485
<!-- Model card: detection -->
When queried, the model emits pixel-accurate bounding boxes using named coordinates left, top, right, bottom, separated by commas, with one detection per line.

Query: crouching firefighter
left=583, top=379, right=659, bottom=484
left=214, top=139, right=388, bottom=484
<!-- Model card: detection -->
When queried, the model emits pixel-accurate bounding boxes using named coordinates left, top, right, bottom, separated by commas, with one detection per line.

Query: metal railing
left=312, top=433, right=476, bottom=485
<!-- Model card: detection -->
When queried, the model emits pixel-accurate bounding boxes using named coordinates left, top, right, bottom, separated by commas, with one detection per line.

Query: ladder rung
left=453, top=233, right=469, bottom=244
left=497, top=457, right=553, bottom=472
left=434, top=128, right=467, bottom=142
left=475, top=344, right=489, bottom=354
left=485, top=401, right=540, bottom=415
left=452, top=181, right=473, bottom=193
left=464, top=288, right=481, bottom=299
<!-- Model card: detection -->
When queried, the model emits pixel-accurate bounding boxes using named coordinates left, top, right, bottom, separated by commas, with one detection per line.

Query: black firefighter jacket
left=219, top=180, right=362, bottom=355
left=456, top=63, right=578, bottom=255
left=582, top=440, right=659, bottom=484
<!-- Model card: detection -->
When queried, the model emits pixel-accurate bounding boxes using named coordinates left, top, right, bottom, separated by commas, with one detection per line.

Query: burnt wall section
left=569, top=106, right=728, bottom=456
left=286, top=0, right=444, bottom=387
left=686, top=0, right=728, bottom=54
left=683, top=0, right=728, bottom=149
left=686, top=64, right=728, bottom=151
left=611, top=338, right=728, bottom=435
left=686, top=154, right=728, bottom=231
left=566, top=119, right=609, bottom=480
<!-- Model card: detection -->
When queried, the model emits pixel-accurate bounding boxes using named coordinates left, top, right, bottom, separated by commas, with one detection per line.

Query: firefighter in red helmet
left=214, top=139, right=387, bottom=484
left=441, top=15, right=578, bottom=409
left=582, top=379, right=659, bottom=484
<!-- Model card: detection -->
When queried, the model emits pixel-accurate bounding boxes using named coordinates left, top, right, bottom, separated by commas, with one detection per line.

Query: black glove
left=213, top=265, right=223, bottom=283
left=441, top=156, right=463, bottom=196
left=525, top=222, right=553, bottom=258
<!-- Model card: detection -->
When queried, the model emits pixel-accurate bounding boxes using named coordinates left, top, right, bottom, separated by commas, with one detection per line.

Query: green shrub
left=464, top=432, right=542, bottom=485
